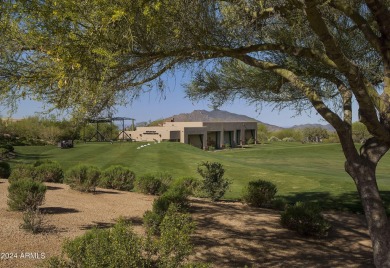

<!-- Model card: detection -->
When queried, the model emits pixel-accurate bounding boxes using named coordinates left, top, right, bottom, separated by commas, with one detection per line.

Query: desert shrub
left=247, top=137, right=255, bottom=144
left=197, top=161, right=231, bottom=201
left=8, top=164, right=35, bottom=182
left=100, top=165, right=136, bottom=191
left=172, top=177, right=201, bottom=196
left=33, top=161, right=64, bottom=183
left=280, top=202, right=331, bottom=237
left=0, top=144, right=14, bottom=153
left=268, top=136, right=281, bottom=142
left=0, top=161, right=11, bottom=179
left=156, top=205, right=196, bottom=267
left=144, top=185, right=190, bottom=234
left=241, top=179, right=277, bottom=207
left=7, top=178, right=46, bottom=211
left=64, top=165, right=100, bottom=192
left=135, top=172, right=171, bottom=195
left=45, top=212, right=206, bottom=268
left=21, top=207, right=45, bottom=233
left=60, top=219, right=145, bottom=268
left=270, top=197, right=288, bottom=211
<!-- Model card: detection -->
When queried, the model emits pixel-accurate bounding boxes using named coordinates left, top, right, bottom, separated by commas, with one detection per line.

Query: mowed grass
left=11, top=141, right=390, bottom=212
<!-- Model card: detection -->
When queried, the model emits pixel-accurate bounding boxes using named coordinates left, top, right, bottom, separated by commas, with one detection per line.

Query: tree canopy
left=2, top=0, right=390, bottom=266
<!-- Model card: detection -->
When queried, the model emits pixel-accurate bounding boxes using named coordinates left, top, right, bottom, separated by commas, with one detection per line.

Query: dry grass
left=0, top=179, right=373, bottom=268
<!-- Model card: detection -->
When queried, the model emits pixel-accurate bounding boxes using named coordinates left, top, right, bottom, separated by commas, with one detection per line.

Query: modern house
left=121, top=120, right=258, bottom=149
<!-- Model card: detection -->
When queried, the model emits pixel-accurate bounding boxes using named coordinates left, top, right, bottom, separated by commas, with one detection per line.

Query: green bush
left=0, top=144, right=14, bottom=153
left=8, top=164, right=35, bottom=183
left=0, top=161, right=11, bottom=179
left=156, top=205, right=196, bottom=267
left=143, top=185, right=190, bottom=234
left=241, top=179, right=277, bottom=207
left=64, top=165, right=100, bottom=192
left=280, top=202, right=332, bottom=237
left=60, top=219, right=145, bottom=268
left=135, top=172, right=171, bottom=195
left=7, top=178, right=47, bottom=211
left=33, top=161, right=64, bottom=183
left=197, top=161, right=231, bottom=201
left=172, top=177, right=201, bottom=196
left=21, top=207, right=44, bottom=233
left=100, top=165, right=136, bottom=191
left=270, top=197, right=288, bottom=211
left=45, top=212, right=206, bottom=268
left=247, top=137, right=255, bottom=144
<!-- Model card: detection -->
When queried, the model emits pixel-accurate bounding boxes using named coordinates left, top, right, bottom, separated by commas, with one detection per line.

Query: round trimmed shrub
left=100, top=166, right=136, bottom=191
left=0, top=161, right=11, bottom=179
left=135, top=172, right=171, bottom=195
left=241, top=179, right=277, bottom=207
left=65, top=165, right=101, bottom=192
left=280, top=202, right=331, bottom=237
left=33, top=161, right=64, bottom=183
left=7, top=178, right=47, bottom=211
left=8, top=164, right=35, bottom=183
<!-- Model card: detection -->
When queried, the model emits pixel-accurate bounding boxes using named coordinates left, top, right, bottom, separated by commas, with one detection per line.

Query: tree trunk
left=345, top=138, right=390, bottom=267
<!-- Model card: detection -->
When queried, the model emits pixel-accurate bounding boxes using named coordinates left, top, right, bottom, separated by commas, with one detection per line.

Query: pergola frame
left=84, top=117, right=135, bottom=142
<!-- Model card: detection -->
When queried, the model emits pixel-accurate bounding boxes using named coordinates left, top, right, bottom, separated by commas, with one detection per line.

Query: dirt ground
left=0, top=179, right=373, bottom=268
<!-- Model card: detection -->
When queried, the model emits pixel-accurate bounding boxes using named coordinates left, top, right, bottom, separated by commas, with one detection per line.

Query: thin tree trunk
left=345, top=138, right=390, bottom=267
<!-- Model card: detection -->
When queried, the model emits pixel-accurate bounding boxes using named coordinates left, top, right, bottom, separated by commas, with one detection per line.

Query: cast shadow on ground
left=93, top=189, right=122, bottom=195
left=40, top=207, right=80, bottom=214
left=80, top=221, right=115, bottom=230
left=46, top=185, right=63, bottom=190
left=79, top=216, right=144, bottom=231
left=188, top=198, right=374, bottom=268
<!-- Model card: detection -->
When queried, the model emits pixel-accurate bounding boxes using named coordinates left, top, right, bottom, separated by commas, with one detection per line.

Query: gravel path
left=0, top=179, right=373, bottom=267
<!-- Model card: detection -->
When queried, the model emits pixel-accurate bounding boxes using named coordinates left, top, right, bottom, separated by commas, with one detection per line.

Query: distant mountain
left=169, top=109, right=256, bottom=122
left=148, top=109, right=332, bottom=132
left=164, top=109, right=283, bottom=131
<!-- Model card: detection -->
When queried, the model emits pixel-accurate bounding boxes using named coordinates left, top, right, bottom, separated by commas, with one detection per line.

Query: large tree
left=1, top=0, right=390, bottom=266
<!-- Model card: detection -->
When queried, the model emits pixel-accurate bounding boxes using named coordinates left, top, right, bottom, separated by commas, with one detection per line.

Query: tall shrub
left=7, top=178, right=47, bottom=211
left=197, top=161, right=231, bottom=201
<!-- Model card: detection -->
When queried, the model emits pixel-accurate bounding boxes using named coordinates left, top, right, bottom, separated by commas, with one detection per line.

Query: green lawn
left=10, top=141, right=390, bottom=212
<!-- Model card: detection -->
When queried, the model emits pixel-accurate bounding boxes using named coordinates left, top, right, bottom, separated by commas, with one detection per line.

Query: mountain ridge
left=143, top=109, right=333, bottom=131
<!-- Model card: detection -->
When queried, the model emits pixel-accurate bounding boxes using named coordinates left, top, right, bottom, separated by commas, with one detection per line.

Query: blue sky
left=1, top=71, right=347, bottom=128
left=3, top=90, right=329, bottom=128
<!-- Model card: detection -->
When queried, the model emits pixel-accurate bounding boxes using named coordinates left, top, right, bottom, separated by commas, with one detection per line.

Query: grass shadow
left=12, top=152, right=50, bottom=161
left=278, top=191, right=390, bottom=215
